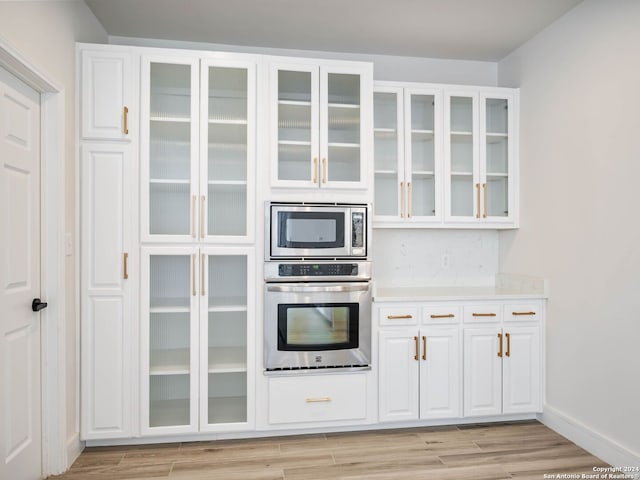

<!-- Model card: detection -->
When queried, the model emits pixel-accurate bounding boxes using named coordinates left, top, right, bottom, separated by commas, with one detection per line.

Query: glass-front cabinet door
left=404, top=88, right=442, bottom=222
left=270, top=60, right=371, bottom=189
left=142, top=247, right=253, bottom=434
left=373, top=88, right=403, bottom=219
left=481, top=92, right=515, bottom=222
left=200, top=60, right=255, bottom=241
left=373, top=84, right=442, bottom=225
left=142, top=55, right=255, bottom=242
left=141, top=56, right=199, bottom=242
left=141, top=248, right=199, bottom=435
left=445, top=90, right=516, bottom=225
left=199, top=248, right=253, bottom=431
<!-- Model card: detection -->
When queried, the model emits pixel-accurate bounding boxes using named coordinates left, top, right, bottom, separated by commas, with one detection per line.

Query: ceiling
left=84, top=0, right=583, bottom=62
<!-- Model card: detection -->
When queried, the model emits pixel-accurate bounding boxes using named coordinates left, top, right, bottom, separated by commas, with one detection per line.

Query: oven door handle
left=266, top=283, right=370, bottom=293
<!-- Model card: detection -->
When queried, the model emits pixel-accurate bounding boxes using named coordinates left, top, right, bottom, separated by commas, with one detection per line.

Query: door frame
left=0, top=37, right=69, bottom=476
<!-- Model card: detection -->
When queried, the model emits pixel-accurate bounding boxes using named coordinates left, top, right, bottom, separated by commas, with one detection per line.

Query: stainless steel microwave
left=266, top=202, right=368, bottom=259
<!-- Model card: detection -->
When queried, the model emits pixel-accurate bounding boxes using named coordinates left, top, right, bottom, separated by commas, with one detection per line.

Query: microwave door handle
left=266, top=284, right=370, bottom=293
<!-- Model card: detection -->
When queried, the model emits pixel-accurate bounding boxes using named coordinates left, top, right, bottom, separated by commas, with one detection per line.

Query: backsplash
left=372, top=229, right=499, bottom=287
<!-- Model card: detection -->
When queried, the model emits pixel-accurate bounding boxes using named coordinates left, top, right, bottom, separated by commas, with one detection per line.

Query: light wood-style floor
left=48, top=421, right=608, bottom=480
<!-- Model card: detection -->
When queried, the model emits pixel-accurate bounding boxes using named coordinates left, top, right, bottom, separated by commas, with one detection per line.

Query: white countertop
left=373, top=274, right=548, bottom=302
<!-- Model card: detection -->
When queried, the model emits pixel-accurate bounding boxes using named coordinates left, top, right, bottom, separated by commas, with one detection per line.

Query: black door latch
left=32, top=298, right=48, bottom=312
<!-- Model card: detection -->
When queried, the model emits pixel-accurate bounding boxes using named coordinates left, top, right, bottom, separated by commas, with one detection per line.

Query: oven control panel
left=278, top=263, right=358, bottom=277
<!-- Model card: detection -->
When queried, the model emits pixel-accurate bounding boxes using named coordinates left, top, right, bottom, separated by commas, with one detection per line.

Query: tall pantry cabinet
left=79, top=45, right=137, bottom=440
left=79, top=44, right=257, bottom=440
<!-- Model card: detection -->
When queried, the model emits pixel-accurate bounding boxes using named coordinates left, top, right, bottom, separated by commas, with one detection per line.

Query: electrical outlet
left=441, top=253, right=450, bottom=268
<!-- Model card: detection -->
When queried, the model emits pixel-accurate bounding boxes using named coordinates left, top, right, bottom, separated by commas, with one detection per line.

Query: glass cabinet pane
left=327, top=73, right=360, bottom=183
left=374, top=92, right=399, bottom=216
left=148, top=63, right=192, bottom=236
left=148, top=255, right=193, bottom=428
left=207, top=67, right=248, bottom=236
left=207, top=255, right=247, bottom=424
left=449, top=96, right=474, bottom=217
left=410, top=94, right=436, bottom=217
left=485, top=98, right=509, bottom=217
left=277, top=70, right=312, bottom=181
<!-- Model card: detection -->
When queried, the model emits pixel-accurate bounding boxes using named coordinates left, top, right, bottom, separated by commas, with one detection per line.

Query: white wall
left=110, top=36, right=498, bottom=86
left=498, top=0, right=640, bottom=462
left=0, top=0, right=107, bottom=458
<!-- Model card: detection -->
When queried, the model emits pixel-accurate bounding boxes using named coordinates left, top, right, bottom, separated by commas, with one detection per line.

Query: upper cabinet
left=444, top=90, right=517, bottom=226
left=140, top=54, right=256, bottom=243
left=80, top=48, right=134, bottom=141
left=373, top=85, right=443, bottom=225
left=269, top=59, right=373, bottom=190
left=374, top=82, right=519, bottom=229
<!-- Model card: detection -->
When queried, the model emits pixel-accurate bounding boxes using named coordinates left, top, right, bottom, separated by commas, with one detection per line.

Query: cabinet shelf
left=412, top=170, right=435, bottom=177
left=207, top=180, right=247, bottom=186
left=450, top=171, right=473, bottom=177
left=278, top=140, right=312, bottom=147
left=328, top=102, right=360, bottom=109
left=278, top=99, right=311, bottom=107
left=150, top=116, right=191, bottom=123
left=209, top=295, right=247, bottom=309
left=411, top=129, right=434, bottom=140
left=375, top=169, right=399, bottom=176
left=487, top=172, right=509, bottom=178
left=150, top=348, right=190, bottom=375
left=149, top=178, right=190, bottom=185
left=208, top=347, right=247, bottom=373
left=208, top=304, right=247, bottom=313
left=208, top=119, right=248, bottom=126
left=149, top=347, right=247, bottom=375
left=328, top=142, right=360, bottom=149
left=150, top=297, right=190, bottom=313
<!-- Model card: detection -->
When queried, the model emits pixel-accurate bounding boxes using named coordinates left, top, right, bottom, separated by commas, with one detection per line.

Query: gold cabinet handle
left=430, top=313, right=455, bottom=319
left=512, top=311, right=536, bottom=316
left=200, top=195, right=206, bottom=239
left=123, top=106, right=129, bottom=135
left=387, top=314, right=413, bottom=320
left=322, top=158, right=327, bottom=183
left=312, top=157, right=318, bottom=183
left=414, top=336, right=419, bottom=361
left=191, top=195, right=196, bottom=238
left=475, top=183, right=481, bottom=219
left=422, top=336, right=427, bottom=361
left=482, top=183, right=488, bottom=218
left=472, top=312, right=497, bottom=317
left=305, top=397, right=331, bottom=403
left=408, top=182, right=412, bottom=218
left=123, top=252, right=129, bottom=280
left=505, top=332, right=511, bottom=357
left=191, top=254, right=196, bottom=296
left=498, top=333, right=503, bottom=358
left=400, top=181, right=405, bottom=218
left=201, top=253, right=206, bottom=297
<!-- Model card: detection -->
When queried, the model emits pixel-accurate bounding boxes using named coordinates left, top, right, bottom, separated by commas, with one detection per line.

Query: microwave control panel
left=278, top=263, right=358, bottom=277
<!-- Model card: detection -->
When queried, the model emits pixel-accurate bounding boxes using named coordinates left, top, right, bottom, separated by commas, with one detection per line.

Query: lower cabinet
left=140, top=246, right=254, bottom=435
left=268, top=373, right=369, bottom=425
left=463, top=325, right=541, bottom=417
left=376, top=299, right=543, bottom=424
left=378, top=307, right=461, bottom=423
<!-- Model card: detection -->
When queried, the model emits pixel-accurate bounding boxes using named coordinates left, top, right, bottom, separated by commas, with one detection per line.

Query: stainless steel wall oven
left=264, top=202, right=371, bottom=373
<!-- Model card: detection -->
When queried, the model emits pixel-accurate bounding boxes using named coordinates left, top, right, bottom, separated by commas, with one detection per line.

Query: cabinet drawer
left=379, top=306, right=419, bottom=326
left=268, top=374, right=367, bottom=425
left=422, top=305, right=461, bottom=324
left=463, top=305, right=501, bottom=323
left=503, top=303, right=541, bottom=322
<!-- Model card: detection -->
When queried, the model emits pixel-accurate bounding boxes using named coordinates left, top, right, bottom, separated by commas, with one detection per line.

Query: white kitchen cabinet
left=140, top=247, right=254, bottom=435
left=269, top=58, right=372, bottom=190
left=463, top=303, right=541, bottom=417
left=378, top=306, right=461, bottom=422
left=444, top=89, right=517, bottom=226
left=373, top=84, right=443, bottom=225
left=141, top=54, right=256, bottom=243
left=80, top=142, right=137, bottom=440
left=80, top=48, right=133, bottom=141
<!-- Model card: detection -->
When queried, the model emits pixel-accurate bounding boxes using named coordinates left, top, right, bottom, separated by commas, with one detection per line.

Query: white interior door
left=0, top=65, right=42, bottom=480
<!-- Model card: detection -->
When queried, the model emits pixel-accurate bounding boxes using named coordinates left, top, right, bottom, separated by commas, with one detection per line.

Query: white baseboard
left=540, top=405, right=640, bottom=468
left=66, top=432, right=84, bottom=470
